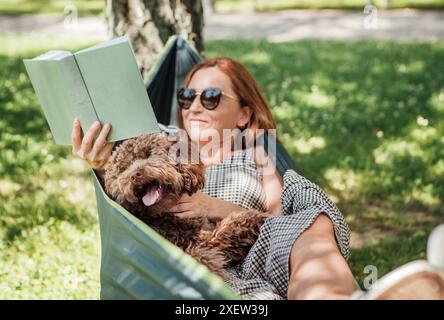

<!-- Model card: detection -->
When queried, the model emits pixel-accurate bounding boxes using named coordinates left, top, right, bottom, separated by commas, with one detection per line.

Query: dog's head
left=104, top=132, right=205, bottom=215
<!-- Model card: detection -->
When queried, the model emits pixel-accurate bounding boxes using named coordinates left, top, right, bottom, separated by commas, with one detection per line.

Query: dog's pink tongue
left=142, top=184, right=160, bottom=206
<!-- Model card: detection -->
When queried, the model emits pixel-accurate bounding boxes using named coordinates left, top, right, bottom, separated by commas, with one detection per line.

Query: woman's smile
left=189, top=118, right=208, bottom=123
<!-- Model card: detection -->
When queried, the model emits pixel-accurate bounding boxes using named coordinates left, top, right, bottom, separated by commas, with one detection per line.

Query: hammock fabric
left=92, top=36, right=294, bottom=299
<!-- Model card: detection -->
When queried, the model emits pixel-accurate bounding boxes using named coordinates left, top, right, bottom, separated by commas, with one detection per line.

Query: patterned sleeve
left=280, top=169, right=351, bottom=258
left=238, top=169, right=351, bottom=298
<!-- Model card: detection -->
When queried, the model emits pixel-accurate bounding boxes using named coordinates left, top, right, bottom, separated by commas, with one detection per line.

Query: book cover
left=23, top=36, right=160, bottom=145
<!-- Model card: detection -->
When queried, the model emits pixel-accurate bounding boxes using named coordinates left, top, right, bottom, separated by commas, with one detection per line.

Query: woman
left=72, top=57, right=357, bottom=299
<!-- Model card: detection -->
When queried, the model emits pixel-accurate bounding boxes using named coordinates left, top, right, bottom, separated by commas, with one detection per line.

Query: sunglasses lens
left=177, top=88, right=195, bottom=109
left=201, top=87, right=222, bottom=110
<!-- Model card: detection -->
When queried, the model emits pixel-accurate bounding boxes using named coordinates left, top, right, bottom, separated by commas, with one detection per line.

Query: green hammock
left=92, top=36, right=295, bottom=300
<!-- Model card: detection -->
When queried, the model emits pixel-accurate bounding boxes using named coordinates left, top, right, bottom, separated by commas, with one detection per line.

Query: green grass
left=0, top=34, right=101, bottom=299
left=1, top=33, right=443, bottom=298
left=205, top=39, right=444, bottom=288
left=0, top=0, right=104, bottom=16
left=217, top=0, right=444, bottom=12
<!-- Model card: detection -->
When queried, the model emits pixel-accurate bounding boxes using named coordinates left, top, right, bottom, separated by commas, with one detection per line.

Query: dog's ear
left=169, top=136, right=205, bottom=195
left=177, top=162, right=205, bottom=196
left=104, top=179, right=126, bottom=205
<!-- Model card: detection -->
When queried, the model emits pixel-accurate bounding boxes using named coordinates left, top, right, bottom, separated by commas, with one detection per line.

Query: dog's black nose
left=130, top=171, right=143, bottom=182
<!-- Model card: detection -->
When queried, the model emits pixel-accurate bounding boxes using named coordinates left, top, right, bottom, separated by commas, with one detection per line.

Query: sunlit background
left=0, top=0, right=443, bottom=299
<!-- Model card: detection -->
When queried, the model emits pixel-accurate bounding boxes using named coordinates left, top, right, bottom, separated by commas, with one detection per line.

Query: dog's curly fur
left=103, top=132, right=270, bottom=278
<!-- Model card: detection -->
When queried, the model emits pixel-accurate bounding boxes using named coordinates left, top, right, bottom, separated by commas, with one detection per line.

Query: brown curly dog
left=103, top=132, right=270, bottom=279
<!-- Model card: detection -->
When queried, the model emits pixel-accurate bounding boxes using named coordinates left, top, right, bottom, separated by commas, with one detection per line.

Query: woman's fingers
left=176, top=193, right=192, bottom=203
left=79, top=121, right=101, bottom=158
left=94, top=141, right=115, bottom=165
left=101, top=141, right=115, bottom=159
left=168, top=202, right=192, bottom=214
left=175, top=211, right=197, bottom=219
left=71, top=118, right=82, bottom=154
left=90, top=123, right=112, bottom=160
left=70, top=118, right=114, bottom=170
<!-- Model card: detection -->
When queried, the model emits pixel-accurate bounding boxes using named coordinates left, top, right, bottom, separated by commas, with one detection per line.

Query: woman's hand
left=71, top=118, right=115, bottom=170
left=168, top=191, right=246, bottom=219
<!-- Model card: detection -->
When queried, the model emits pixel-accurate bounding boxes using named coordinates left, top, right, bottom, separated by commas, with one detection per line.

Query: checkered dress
left=202, top=148, right=351, bottom=300
left=158, top=124, right=350, bottom=300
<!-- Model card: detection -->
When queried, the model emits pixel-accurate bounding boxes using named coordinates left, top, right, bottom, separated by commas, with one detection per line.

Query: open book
left=23, top=36, right=160, bottom=145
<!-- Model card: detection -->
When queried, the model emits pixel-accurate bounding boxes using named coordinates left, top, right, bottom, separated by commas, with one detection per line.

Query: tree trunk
left=105, top=0, right=204, bottom=78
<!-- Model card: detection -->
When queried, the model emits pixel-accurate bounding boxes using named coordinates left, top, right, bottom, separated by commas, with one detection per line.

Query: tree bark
left=105, top=0, right=204, bottom=78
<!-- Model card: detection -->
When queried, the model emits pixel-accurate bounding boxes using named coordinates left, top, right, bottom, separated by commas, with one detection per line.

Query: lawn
left=0, top=0, right=103, bottom=15
left=0, top=33, right=443, bottom=298
left=217, top=0, right=444, bottom=11
left=1, top=0, right=444, bottom=15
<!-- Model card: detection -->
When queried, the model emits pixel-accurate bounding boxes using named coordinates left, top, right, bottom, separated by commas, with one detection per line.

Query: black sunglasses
left=177, top=87, right=239, bottom=110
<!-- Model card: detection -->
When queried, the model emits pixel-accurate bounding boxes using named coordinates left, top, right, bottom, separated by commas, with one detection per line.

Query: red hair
left=176, top=57, right=276, bottom=132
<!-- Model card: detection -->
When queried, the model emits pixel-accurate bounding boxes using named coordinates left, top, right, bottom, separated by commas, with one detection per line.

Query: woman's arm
left=168, top=191, right=249, bottom=219
left=262, top=168, right=283, bottom=215
left=287, top=213, right=356, bottom=299
left=255, top=145, right=283, bottom=215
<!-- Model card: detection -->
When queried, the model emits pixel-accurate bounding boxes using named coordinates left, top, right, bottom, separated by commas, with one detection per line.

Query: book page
left=74, top=37, right=160, bottom=142
left=23, top=55, right=98, bottom=145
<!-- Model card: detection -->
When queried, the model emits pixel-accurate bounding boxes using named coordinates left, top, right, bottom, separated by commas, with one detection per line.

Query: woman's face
left=181, top=67, right=252, bottom=146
